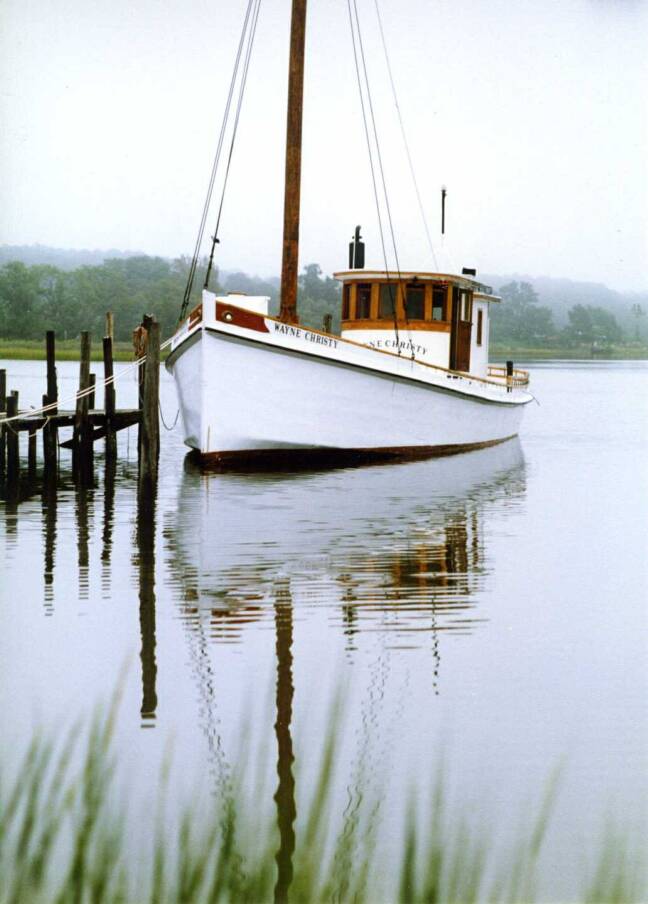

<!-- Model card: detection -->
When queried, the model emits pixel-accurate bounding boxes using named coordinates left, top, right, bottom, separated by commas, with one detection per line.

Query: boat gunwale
left=166, top=323, right=532, bottom=408
left=171, top=301, right=530, bottom=394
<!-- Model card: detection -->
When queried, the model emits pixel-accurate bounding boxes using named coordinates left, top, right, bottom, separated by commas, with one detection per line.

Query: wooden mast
left=278, top=0, right=307, bottom=325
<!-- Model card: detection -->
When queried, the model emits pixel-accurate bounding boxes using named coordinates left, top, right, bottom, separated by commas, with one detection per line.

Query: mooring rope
left=0, top=336, right=174, bottom=426
left=158, top=399, right=180, bottom=431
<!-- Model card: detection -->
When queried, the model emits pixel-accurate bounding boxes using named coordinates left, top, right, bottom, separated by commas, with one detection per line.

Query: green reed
left=0, top=705, right=644, bottom=904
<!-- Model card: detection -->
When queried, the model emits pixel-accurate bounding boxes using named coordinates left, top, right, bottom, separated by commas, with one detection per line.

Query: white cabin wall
left=341, top=328, right=451, bottom=368
left=470, top=299, right=490, bottom=377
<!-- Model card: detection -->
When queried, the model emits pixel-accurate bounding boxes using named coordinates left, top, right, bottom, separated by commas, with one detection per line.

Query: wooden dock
left=0, top=314, right=161, bottom=491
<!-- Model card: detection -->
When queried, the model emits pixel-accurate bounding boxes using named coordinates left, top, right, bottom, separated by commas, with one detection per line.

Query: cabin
left=333, top=270, right=500, bottom=378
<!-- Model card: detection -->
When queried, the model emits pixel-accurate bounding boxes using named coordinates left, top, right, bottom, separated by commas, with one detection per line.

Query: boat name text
left=273, top=322, right=339, bottom=348
left=368, top=339, right=428, bottom=356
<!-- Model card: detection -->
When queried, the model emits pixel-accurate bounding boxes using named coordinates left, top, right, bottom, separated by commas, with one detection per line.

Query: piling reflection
left=135, top=484, right=158, bottom=726
left=273, top=579, right=296, bottom=904
left=41, top=477, right=57, bottom=616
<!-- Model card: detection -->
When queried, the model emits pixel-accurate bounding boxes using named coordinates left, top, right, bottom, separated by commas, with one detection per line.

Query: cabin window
left=355, top=283, right=372, bottom=319
left=379, top=283, right=398, bottom=319
left=405, top=284, right=425, bottom=320
left=342, top=284, right=350, bottom=320
left=477, top=309, right=483, bottom=346
left=460, top=291, right=473, bottom=322
left=432, top=286, right=446, bottom=321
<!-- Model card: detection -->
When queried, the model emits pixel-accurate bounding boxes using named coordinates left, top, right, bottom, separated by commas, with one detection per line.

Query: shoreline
left=0, top=340, right=646, bottom=363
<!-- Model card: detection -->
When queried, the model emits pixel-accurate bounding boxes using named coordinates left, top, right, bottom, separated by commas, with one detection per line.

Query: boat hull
left=168, top=322, right=528, bottom=467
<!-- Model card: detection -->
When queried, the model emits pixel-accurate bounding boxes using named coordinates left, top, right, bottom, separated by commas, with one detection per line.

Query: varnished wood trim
left=341, top=319, right=451, bottom=332
left=192, top=434, right=519, bottom=472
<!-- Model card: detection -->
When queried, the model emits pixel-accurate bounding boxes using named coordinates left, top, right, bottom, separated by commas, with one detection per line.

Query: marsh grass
left=0, top=705, right=644, bottom=904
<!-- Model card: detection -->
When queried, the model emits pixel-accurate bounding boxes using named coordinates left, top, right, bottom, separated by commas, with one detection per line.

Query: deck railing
left=487, top=365, right=530, bottom=387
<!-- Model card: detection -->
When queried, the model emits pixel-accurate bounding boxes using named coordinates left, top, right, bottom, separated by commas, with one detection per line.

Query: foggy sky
left=1, top=0, right=646, bottom=291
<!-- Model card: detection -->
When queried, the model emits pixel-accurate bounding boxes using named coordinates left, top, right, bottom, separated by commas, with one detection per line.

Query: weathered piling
left=6, top=392, right=19, bottom=482
left=89, top=373, right=96, bottom=410
left=103, top=334, right=117, bottom=461
left=139, top=317, right=160, bottom=486
left=43, top=331, right=58, bottom=475
left=0, top=369, right=6, bottom=477
left=28, top=428, right=37, bottom=476
left=73, top=331, right=93, bottom=479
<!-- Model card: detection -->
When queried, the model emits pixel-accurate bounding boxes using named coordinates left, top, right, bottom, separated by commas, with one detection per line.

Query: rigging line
left=345, top=0, right=400, bottom=351
left=351, top=0, right=415, bottom=359
left=180, top=0, right=256, bottom=321
left=373, top=0, right=439, bottom=272
left=204, top=0, right=263, bottom=290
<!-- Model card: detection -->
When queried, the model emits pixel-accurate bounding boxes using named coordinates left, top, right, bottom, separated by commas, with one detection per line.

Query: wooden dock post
left=73, top=331, right=93, bottom=479
left=44, top=331, right=58, bottom=475
left=0, top=369, right=6, bottom=477
left=28, top=428, right=37, bottom=476
left=139, top=317, right=160, bottom=486
left=42, top=393, right=58, bottom=475
left=89, top=373, right=96, bottom=410
left=103, top=334, right=117, bottom=462
left=6, top=392, right=19, bottom=482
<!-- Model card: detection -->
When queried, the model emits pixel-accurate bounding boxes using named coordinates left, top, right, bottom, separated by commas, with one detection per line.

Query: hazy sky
left=1, top=0, right=646, bottom=290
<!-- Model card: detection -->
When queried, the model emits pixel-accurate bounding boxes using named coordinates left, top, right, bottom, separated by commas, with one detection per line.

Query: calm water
left=1, top=360, right=647, bottom=899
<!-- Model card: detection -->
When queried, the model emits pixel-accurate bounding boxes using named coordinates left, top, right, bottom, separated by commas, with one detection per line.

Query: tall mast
left=278, top=0, right=307, bottom=325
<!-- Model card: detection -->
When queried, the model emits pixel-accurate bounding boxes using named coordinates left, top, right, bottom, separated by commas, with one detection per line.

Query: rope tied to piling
left=0, top=335, right=174, bottom=426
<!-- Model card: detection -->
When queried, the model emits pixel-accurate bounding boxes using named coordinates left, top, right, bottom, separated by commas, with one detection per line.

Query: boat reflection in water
left=166, top=437, right=526, bottom=650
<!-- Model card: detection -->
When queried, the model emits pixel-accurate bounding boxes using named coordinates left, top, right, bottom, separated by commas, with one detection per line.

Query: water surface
left=1, top=359, right=646, bottom=899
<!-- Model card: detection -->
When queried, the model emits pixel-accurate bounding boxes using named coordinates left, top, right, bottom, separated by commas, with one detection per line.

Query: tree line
left=0, top=256, right=638, bottom=348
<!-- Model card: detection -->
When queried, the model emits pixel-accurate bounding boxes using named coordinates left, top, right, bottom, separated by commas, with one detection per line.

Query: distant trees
left=490, top=281, right=556, bottom=345
left=488, top=281, right=627, bottom=348
left=563, top=304, right=622, bottom=345
left=0, top=257, right=631, bottom=351
left=0, top=256, right=209, bottom=341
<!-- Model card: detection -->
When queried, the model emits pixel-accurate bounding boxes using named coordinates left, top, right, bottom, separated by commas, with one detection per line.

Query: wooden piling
left=0, top=369, right=6, bottom=477
left=89, top=373, right=96, bottom=410
left=73, top=331, right=93, bottom=479
left=139, top=317, right=160, bottom=486
left=42, top=392, right=57, bottom=475
left=6, top=392, right=19, bottom=482
left=28, top=428, right=37, bottom=475
left=103, top=335, right=117, bottom=462
left=105, top=311, right=114, bottom=340
left=43, top=332, right=58, bottom=475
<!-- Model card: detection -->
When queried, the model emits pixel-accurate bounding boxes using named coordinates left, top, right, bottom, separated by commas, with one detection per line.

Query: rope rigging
left=179, top=0, right=262, bottom=321
left=347, top=0, right=415, bottom=360
left=346, top=0, right=402, bottom=353
left=204, top=0, right=263, bottom=292
left=373, top=0, right=439, bottom=272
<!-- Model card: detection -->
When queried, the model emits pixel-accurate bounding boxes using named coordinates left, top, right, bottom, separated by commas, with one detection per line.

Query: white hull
left=167, top=306, right=531, bottom=465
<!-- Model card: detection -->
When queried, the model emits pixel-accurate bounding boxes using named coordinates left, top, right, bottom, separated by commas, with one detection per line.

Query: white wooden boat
left=166, top=2, right=532, bottom=468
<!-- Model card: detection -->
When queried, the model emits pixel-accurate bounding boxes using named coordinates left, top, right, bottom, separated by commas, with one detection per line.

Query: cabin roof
left=333, top=270, right=500, bottom=300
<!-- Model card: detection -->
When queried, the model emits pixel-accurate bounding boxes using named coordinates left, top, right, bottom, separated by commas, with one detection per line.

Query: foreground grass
left=0, top=706, right=644, bottom=904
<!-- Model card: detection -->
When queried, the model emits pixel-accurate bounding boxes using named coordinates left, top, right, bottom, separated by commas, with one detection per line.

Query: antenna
left=441, top=186, right=447, bottom=235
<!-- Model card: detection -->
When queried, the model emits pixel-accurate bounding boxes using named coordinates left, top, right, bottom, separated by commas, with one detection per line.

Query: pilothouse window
left=432, top=286, right=445, bottom=321
left=356, top=284, right=372, bottom=319
left=379, top=283, right=398, bottom=319
left=460, top=291, right=473, bottom=322
left=405, top=284, right=425, bottom=320
left=342, top=284, right=350, bottom=320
